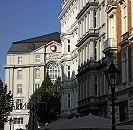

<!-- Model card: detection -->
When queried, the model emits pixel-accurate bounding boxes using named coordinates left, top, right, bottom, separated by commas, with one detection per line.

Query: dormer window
left=18, top=56, right=22, bottom=64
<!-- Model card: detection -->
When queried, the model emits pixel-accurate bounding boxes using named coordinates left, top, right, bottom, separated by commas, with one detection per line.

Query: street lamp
left=104, top=61, right=121, bottom=130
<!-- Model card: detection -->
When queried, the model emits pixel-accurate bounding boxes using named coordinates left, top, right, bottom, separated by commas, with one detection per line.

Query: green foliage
left=28, top=75, right=62, bottom=126
left=0, top=79, right=13, bottom=130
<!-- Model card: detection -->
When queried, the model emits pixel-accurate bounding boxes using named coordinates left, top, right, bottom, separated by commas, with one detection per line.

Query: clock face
left=50, top=44, right=56, bottom=52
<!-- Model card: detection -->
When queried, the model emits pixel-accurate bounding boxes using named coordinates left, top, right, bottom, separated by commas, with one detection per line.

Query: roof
left=7, top=32, right=61, bottom=54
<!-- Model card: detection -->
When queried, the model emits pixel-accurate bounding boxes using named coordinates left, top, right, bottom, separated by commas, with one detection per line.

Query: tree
left=28, top=75, right=62, bottom=127
left=0, top=79, right=13, bottom=130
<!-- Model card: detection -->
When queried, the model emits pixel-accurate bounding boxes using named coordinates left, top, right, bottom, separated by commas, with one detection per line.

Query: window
left=13, top=118, right=23, bottom=124
left=47, top=63, right=60, bottom=82
left=16, top=99, right=22, bottom=109
left=17, top=84, right=22, bottom=94
left=95, top=77, right=98, bottom=96
left=94, top=42, right=97, bottom=60
left=68, top=39, right=70, bottom=52
left=18, top=56, right=22, bottom=64
left=17, top=69, right=22, bottom=79
left=67, top=65, right=71, bottom=79
left=123, top=6, right=127, bottom=33
left=94, top=11, right=96, bottom=28
left=34, top=83, right=40, bottom=92
left=67, top=93, right=71, bottom=109
left=99, top=8, right=101, bottom=27
left=35, top=55, right=40, bottom=63
left=119, top=102, right=128, bottom=122
left=34, top=68, right=40, bottom=79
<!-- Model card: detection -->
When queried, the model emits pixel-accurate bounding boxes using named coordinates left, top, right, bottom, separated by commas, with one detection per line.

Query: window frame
left=17, top=69, right=22, bottom=79
left=17, top=84, right=22, bottom=94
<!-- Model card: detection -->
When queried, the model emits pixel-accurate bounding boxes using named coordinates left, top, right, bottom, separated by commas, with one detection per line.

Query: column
left=79, top=21, right=82, bottom=38
left=89, top=75, right=95, bottom=96
left=78, top=82, right=81, bottom=101
left=89, top=40, right=95, bottom=60
left=83, top=0, right=85, bottom=7
left=83, top=19, right=85, bottom=36
left=90, top=10, right=94, bottom=29
left=86, top=13, right=89, bottom=32
left=81, top=49, right=83, bottom=64
left=84, top=46, right=87, bottom=62
left=86, top=77, right=90, bottom=98
left=84, top=16, right=87, bottom=35
left=81, top=20, right=83, bottom=38
left=83, top=47, right=85, bottom=63
left=87, top=43, right=89, bottom=61
left=78, top=51, right=80, bottom=66
left=82, top=80, right=84, bottom=100
left=81, top=81, right=83, bottom=100
left=78, top=22, right=80, bottom=39
left=78, top=0, right=80, bottom=12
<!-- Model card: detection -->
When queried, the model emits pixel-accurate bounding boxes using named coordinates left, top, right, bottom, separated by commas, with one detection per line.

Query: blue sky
left=0, top=0, right=62, bottom=80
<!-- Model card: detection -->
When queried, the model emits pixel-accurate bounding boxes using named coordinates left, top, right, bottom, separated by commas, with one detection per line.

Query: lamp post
left=104, top=61, right=120, bottom=130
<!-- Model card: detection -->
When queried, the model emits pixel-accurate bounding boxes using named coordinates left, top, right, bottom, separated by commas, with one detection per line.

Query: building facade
left=4, top=32, right=62, bottom=130
left=4, top=0, right=133, bottom=129
left=76, top=0, right=108, bottom=117
left=58, top=0, right=79, bottom=117
left=76, top=0, right=133, bottom=124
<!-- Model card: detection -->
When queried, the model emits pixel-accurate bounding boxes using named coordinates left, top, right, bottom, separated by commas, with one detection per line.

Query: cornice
left=58, top=0, right=76, bottom=20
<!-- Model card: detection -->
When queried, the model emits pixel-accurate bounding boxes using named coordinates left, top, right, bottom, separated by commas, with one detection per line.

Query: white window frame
left=17, top=84, right=22, bottom=94
left=35, top=54, right=40, bottom=63
left=16, top=99, right=22, bottom=110
left=17, top=69, right=22, bottom=79
left=34, top=67, right=40, bottom=79
left=18, top=56, right=22, bottom=64
left=47, top=63, right=60, bottom=82
left=67, top=65, right=71, bottom=79
left=13, top=117, right=23, bottom=124
left=67, top=39, right=70, bottom=52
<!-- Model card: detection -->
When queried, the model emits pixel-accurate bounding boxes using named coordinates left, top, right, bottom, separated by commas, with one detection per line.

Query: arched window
left=47, top=63, right=60, bottom=82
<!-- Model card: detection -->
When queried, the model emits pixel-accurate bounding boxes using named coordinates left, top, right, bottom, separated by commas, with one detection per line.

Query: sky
left=0, top=0, right=63, bottom=80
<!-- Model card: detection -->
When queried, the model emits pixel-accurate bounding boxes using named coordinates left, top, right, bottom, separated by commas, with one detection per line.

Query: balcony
left=103, top=38, right=117, bottom=54
left=76, top=28, right=99, bottom=47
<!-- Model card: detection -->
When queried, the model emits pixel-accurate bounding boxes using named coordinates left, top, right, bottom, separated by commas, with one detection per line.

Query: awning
left=41, top=114, right=111, bottom=130
left=41, top=114, right=133, bottom=130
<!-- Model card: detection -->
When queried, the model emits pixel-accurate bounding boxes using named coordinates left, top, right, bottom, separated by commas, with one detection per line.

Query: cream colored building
left=4, top=32, right=62, bottom=130
left=58, top=0, right=79, bottom=117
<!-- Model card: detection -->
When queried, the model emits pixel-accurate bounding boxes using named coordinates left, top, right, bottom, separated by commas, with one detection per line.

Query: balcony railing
left=104, top=38, right=117, bottom=50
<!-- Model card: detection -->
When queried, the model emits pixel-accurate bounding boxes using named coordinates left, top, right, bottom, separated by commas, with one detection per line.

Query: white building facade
left=58, top=0, right=79, bottom=117
left=4, top=32, right=62, bottom=130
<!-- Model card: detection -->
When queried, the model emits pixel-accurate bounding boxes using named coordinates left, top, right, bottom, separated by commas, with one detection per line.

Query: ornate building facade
left=4, top=32, right=62, bottom=130
left=76, top=0, right=108, bottom=117
left=76, top=0, right=133, bottom=124
left=58, top=0, right=79, bottom=117
left=4, top=0, right=133, bottom=129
